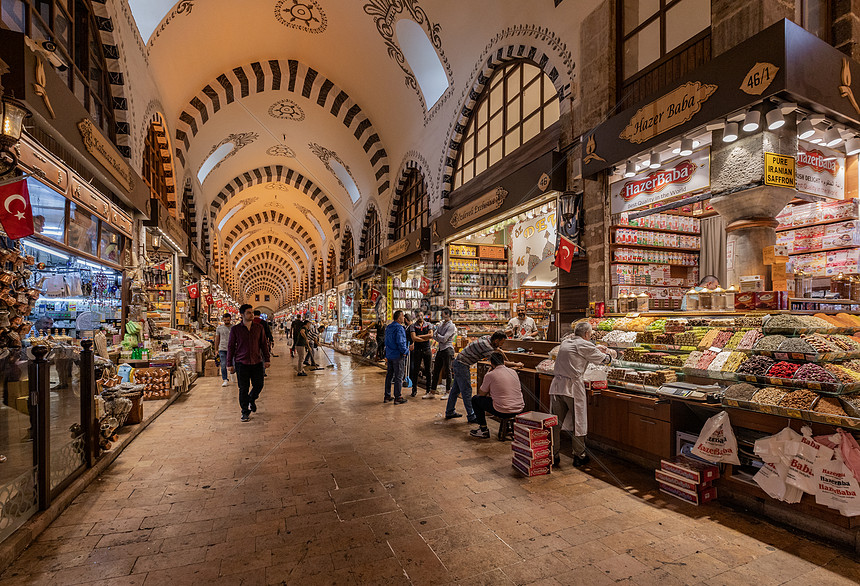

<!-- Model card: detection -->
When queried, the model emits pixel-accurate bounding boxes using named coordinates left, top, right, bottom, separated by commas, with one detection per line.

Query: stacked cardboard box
left=656, top=456, right=719, bottom=505
left=512, top=412, right=558, bottom=477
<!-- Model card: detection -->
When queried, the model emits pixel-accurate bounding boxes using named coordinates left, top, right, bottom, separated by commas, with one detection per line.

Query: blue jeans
left=385, top=355, right=406, bottom=399
left=219, top=350, right=229, bottom=380
left=446, top=360, right=475, bottom=420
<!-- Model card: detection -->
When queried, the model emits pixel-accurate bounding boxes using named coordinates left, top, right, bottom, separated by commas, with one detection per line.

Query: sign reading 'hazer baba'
left=610, top=148, right=711, bottom=215
left=619, top=82, right=718, bottom=144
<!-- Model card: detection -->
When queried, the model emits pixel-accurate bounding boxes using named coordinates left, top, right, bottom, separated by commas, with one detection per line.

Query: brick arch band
left=223, top=211, right=319, bottom=258
left=234, top=236, right=307, bottom=272
left=238, top=251, right=301, bottom=282
left=440, top=31, right=575, bottom=207
left=210, top=165, right=340, bottom=239
left=174, top=58, right=390, bottom=198
left=244, top=280, right=285, bottom=301
left=242, top=265, right=293, bottom=292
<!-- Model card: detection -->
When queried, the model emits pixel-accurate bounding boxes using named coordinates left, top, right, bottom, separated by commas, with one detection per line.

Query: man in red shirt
left=227, top=304, right=271, bottom=421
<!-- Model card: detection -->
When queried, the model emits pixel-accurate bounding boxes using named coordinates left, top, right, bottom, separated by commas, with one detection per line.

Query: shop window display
left=67, top=203, right=97, bottom=257
left=28, top=179, right=66, bottom=244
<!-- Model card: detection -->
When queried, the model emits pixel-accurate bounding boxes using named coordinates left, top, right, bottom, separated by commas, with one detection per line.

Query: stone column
left=709, top=114, right=797, bottom=288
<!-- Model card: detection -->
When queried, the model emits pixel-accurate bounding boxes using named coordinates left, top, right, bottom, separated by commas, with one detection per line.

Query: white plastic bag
left=814, top=438, right=860, bottom=516
left=693, top=410, right=740, bottom=465
left=786, top=426, right=834, bottom=495
left=753, top=461, right=802, bottom=503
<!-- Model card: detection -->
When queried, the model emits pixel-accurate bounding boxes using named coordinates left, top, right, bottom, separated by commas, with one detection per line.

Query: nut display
left=736, top=355, right=775, bottom=375
left=793, top=363, right=838, bottom=384
left=815, top=397, right=849, bottom=417
left=767, top=361, right=800, bottom=378
left=724, top=383, right=759, bottom=401
left=752, top=387, right=785, bottom=405
left=778, top=388, right=819, bottom=410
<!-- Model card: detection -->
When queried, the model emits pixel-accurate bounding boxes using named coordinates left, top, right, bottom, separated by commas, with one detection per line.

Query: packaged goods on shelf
left=612, top=248, right=698, bottom=265
left=660, top=456, right=719, bottom=484
left=776, top=199, right=858, bottom=229
left=615, top=212, right=701, bottom=233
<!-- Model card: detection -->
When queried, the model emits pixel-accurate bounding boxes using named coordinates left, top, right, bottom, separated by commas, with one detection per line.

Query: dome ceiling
left=130, top=0, right=597, bottom=307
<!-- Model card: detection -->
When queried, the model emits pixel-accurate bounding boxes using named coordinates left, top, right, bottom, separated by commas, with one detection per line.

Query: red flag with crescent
left=205, top=293, right=214, bottom=305
left=216, top=299, right=224, bottom=308
left=0, top=179, right=34, bottom=240
left=555, top=235, right=575, bottom=273
left=186, top=283, right=199, bottom=299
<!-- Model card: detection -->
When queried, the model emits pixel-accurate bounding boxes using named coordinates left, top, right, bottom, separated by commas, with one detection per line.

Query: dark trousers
left=411, top=348, right=432, bottom=391
left=236, top=362, right=265, bottom=415
left=385, top=355, right=405, bottom=399
left=472, top=395, right=519, bottom=427
left=304, top=344, right=318, bottom=366
left=431, top=347, right=454, bottom=392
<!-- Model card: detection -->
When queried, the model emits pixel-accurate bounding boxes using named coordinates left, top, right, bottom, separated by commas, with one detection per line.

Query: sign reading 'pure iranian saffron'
left=610, top=147, right=711, bottom=215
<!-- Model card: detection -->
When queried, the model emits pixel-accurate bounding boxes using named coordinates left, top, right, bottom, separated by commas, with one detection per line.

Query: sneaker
left=241, top=413, right=250, bottom=422
left=445, top=412, right=462, bottom=419
left=394, top=397, right=408, bottom=405
left=440, top=393, right=450, bottom=400
left=573, top=454, right=590, bottom=468
left=221, top=380, right=228, bottom=387
left=553, top=455, right=561, bottom=469
left=384, top=396, right=394, bottom=403
left=470, top=428, right=490, bottom=438
left=421, top=393, right=436, bottom=399
left=250, top=400, right=257, bottom=413
left=297, top=372, right=308, bottom=376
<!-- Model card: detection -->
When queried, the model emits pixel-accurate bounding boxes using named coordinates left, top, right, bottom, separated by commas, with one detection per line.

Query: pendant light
left=808, top=130, right=824, bottom=144
left=648, top=151, right=661, bottom=169
left=742, top=110, right=761, bottom=132
left=722, top=122, right=739, bottom=143
left=846, top=137, right=860, bottom=156
left=624, top=160, right=636, bottom=178
left=825, top=127, right=843, bottom=147
left=679, top=138, right=694, bottom=156
left=797, top=118, right=815, bottom=140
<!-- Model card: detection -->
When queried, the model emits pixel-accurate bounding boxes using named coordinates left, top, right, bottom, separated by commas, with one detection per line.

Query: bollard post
left=80, top=340, right=95, bottom=467
left=29, top=345, right=50, bottom=510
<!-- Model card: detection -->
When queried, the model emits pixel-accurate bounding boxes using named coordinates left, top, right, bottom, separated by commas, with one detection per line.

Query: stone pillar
left=709, top=114, right=797, bottom=288
left=834, top=0, right=860, bottom=61
left=711, top=0, right=796, bottom=56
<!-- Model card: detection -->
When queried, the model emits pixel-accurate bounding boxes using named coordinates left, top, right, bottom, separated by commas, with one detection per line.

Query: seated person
left=681, top=274, right=721, bottom=310
left=470, top=351, right=526, bottom=438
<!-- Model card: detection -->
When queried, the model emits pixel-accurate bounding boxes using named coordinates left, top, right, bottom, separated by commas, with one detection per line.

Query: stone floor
left=2, top=340, right=860, bottom=585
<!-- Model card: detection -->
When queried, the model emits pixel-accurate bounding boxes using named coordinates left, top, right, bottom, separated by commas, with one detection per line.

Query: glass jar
left=831, top=272, right=846, bottom=298
left=636, top=292, right=650, bottom=312
left=685, top=288, right=700, bottom=311
left=724, top=286, right=737, bottom=311
left=712, top=287, right=725, bottom=311
left=851, top=276, right=860, bottom=302
left=699, top=289, right=713, bottom=310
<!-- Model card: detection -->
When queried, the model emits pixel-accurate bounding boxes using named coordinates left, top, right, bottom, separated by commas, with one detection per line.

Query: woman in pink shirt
left=470, top=352, right=525, bottom=438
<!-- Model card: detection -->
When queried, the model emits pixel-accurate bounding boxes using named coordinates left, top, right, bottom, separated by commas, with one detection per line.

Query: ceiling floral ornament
left=205, top=132, right=259, bottom=176
left=268, top=99, right=305, bottom=121
left=266, top=145, right=297, bottom=157
left=147, top=1, right=195, bottom=53
left=309, top=142, right=361, bottom=200
left=274, top=0, right=327, bottom=34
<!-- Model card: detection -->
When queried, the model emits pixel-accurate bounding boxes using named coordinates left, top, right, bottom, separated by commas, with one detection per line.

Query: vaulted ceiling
left=131, top=0, right=597, bottom=308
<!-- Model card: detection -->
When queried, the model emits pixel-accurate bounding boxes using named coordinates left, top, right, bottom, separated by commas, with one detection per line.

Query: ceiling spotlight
left=825, top=127, right=843, bottom=147
left=722, top=122, right=739, bottom=143
left=649, top=151, right=661, bottom=169
left=766, top=109, right=785, bottom=130
left=846, top=137, right=860, bottom=156
left=797, top=118, right=815, bottom=140
left=679, top=138, right=694, bottom=156
left=809, top=129, right=824, bottom=144
left=624, top=160, right=636, bottom=178
left=743, top=110, right=761, bottom=132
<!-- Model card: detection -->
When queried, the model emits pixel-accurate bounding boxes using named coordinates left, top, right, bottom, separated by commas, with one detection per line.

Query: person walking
left=428, top=308, right=456, bottom=399
left=550, top=321, right=616, bottom=468
left=254, top=310, right=277, bottom=357
left=214, top=312, right=233, bottom=387
left=469, top=351, right=525, bottom=438
left=407, top=313, right=433, bottom=397
left=445, top=331, right=522, bottom=423
left=303, top=319, right=321, bottom=370
left=384, top=310, right=409, bottom=404
left=226, top=304, right=271, bottom=422
left=294, top=319, right=309, bottom=376
left=290, top=317, right=302, bottom=358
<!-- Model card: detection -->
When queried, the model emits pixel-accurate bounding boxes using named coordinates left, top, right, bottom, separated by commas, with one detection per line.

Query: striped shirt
left=455, top=336, right=496, bottom=366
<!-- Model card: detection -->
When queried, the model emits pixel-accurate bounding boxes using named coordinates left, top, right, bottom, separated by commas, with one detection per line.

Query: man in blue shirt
left=384, top=310, right=409, bottom=404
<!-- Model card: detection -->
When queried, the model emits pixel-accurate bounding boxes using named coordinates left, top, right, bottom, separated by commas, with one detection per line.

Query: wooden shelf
left=610, top=225, right=700, bottom=236
left=449, top=255, right=508, bottom=261
left=611, top=283, right=695, bottom=288
left=776, top=216, right=859, bottom=232
left=611, top=260, right=698, bottom=266
left=449, top=297, right=509, bottom=301
left=611, top=243, right=700, bottom=253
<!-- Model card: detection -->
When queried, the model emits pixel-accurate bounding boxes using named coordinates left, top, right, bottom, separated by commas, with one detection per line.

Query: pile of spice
left=815, top=397, right=849, bottom=417
left=755, top=335, right=787, bottom=351
left=803, top=334, right=840, bottom=353
left=724, top=383, right=758, bottom=401
left=765, top=314, right=808, bottom=331
left=737, top=314, right=765, bottom=328
left=824, top=364, right=860, bottom=384
left=777, top=338, right=817, bottom=354
left=753, top=387, right=785, bottom=405
left=736, top=355, right=775, bottom=375
left=793, top=363, right=838, bottom=384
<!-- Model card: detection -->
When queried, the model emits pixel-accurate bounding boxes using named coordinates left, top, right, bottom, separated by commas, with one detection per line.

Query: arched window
left=0, top=0, right=117, bottom=140
left=394, top=169, right=428, bottom=241
left=143, top=116, right=173, bottom=211
left=453, top=61, right=560, bottom=189
left=316, top=257, right=324, bottom=289
left=360, top=207, right=381, bottom=261
left=396, top=19, right=449, bottom=108
left=327, top=246, right=336, bottom=280
left=340, top=228, right=354, bottom=273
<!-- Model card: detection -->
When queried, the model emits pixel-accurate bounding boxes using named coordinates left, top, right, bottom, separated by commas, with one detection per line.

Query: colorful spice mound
left=765, top=314, right=808, bottom=331
left=767, top=361, right=800, bottom=378
left=777, top=338, right=816, bottom=354
left=824, top=364, right=860, bottom=384
left=815, top=397, right=849, bottom=417
left=755, top=335, right=787, bottom=351
left=736, top=355, right=775, bottom=375
left=792, top=363, right=837, bottom=384
left=752, top=387, right=785, bottom=405
left=778, top=388, right=819, bottom=410
left=724, top=383, right=758, bottom=401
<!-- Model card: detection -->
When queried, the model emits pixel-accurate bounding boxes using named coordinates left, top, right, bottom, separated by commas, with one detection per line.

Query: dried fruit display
left=767, top=361, right=800, bottom=378
left=803, top=334, right=839, bottom=352
left=778, top=388, right=819, bottom=410
left=736, top=355, right=775, bottom=375
left=824, top=364, right=860, bottom=384
left=793, top=363, right=838, bottom=384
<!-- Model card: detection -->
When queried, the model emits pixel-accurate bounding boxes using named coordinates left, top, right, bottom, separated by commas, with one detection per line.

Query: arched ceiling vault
left=132, top=0, right=596, bottom=297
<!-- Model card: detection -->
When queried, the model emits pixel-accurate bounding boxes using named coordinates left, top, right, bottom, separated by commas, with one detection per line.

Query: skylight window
left=129, top=0, right=176, bottom=43
left=396, top=19, right=449, bottom=108
left=198, top=142, right=234, bottom=184
left=330, top=160, right=361, bottom=203
left=218, top=204, right=242, bottom=232
left=230, top=232, right=252, bottom=255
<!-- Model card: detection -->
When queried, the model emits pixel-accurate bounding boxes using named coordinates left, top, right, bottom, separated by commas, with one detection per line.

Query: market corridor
left=2, top=343, right=859, bottom=585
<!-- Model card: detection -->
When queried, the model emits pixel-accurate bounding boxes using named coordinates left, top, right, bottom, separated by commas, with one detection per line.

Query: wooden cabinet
left=588, top=389, right=671, bottom=460
left=627, top=413, right=672, bottom=459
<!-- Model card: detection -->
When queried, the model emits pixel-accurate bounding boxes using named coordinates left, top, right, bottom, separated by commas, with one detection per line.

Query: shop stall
left=381, top=227, right=431, bottom=322
left=335, top=275, right=358, bottom=354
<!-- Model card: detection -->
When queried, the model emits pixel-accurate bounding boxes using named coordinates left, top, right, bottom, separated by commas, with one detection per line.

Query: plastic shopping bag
left=754, top=461, right=802, bottom=503
left=693, top=410, right=740, bottom=465
left=754, top=426, right=800, bottom=465
left=814, top=446, right=860, bottom=516
left=815, top=428, right=860, bottom=483
left=786, top=426, right=834, bottom=495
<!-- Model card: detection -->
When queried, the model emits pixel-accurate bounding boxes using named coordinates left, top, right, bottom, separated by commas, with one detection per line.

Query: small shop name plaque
left=450, top=187, right=507, bottom=229
left=619, top=82, right=717, bottom=144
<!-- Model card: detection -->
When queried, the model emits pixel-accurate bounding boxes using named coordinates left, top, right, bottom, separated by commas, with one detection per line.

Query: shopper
left=214, top=312, right=233, bottom=387
left=470, top=351, right=525, bottom=438
left=375, top=319, right=386, bottom=361
left=550, top=321, right=616, bottom=467
left=254, top=310, right=277, bottom=357
left=294, top=319, right=309, bottom=376
left=681, top=275, right=721, bottom=310
left=506, top=305, right=537, bottom=339
left=384, top=310, right=409, bottom=404
left=303, top=319, right=321, bottom=370
left=407, top=313, right=433, bottom=397
left=226, top=304, right=271, bottom=422
left=445, top=331, right=522, bottom=422
left=290, top=317, right=302, bottom=358
left=428, top=308, right=456, bottom=399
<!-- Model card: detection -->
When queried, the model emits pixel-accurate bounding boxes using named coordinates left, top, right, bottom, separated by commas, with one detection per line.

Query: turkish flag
left=555, top=235, right=576, bottom=273
left=418, top=277, right=431, bottom=296
left=186, top=283, right=199, bottom=299
left=369, top=289, right=380, bottom=303
left=216, top=299, right=224, bottom=308
left=205, top=293, right=214, bottom=305
left=0, top=179, right=34, bottom=240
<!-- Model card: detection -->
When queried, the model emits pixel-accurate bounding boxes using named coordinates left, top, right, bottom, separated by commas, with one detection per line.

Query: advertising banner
left=610, top=147, right=710, bottom=215
left=796, top=142, right=845, bottom=200
left=508, top=209, right=557, bottom=289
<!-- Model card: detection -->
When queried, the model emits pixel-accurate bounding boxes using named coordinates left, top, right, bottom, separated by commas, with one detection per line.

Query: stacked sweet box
left=656, top=456, right=720, bottom=505
left=512, top=412, right=558, bottom=477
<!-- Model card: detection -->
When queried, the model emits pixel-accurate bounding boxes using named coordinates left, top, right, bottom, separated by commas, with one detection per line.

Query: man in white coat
left=549, top=321, right=616, bottom=468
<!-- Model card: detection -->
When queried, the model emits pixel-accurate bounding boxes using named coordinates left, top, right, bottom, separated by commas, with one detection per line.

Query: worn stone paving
left=2, top=340, right=860, bottom=585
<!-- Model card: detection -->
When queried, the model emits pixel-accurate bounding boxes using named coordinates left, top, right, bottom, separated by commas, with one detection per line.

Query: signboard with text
left=610, top=148, right=710, bottom=215
left=764, top=153, right=796, bottom=189
left=796, top=142, right=844, bottom=200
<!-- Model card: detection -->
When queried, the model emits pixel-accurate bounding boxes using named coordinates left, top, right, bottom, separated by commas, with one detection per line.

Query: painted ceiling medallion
left=268, top=99, right=305, bottom=121
left=266, top=145, right=297, bottom=157
left=274, top=0, right=327, bottom=34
